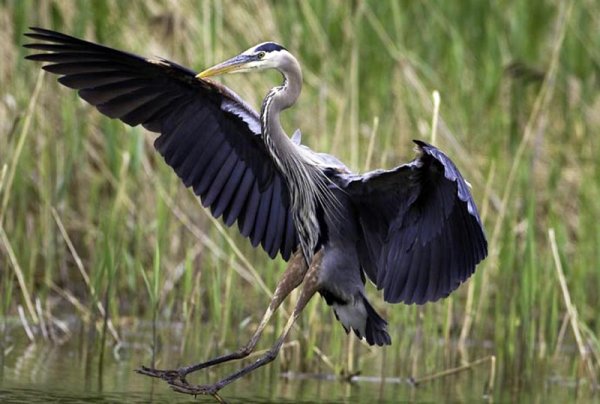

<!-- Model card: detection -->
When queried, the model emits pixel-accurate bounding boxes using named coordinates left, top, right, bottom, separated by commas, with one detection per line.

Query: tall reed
left=0, top=0, right=598, bottom=393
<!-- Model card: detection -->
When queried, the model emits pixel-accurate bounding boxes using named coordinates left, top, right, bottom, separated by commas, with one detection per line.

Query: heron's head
left=197, top=42, right=291, bottom=79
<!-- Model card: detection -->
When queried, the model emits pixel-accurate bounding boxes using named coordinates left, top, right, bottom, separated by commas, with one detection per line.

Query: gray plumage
left=25, top=28, right=488, bottom=348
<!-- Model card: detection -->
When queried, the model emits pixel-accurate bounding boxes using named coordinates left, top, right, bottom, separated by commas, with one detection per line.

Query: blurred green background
left=0, top=0, right=599, bottom=400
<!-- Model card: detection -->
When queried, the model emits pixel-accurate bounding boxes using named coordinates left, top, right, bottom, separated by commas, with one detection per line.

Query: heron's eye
left=257, top=51, right=266, bottom=59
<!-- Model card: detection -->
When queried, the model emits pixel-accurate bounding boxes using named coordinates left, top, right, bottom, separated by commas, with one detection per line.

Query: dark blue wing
left=342, top=140, right=487, bottom=304
left=24, top=27, right=297, bottom=260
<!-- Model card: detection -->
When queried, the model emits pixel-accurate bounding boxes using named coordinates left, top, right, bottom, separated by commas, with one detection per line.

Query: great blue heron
left=25, top=27, right=487, bottom=396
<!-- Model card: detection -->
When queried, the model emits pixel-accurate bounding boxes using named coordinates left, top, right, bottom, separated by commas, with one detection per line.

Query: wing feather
left=225, top=170, right=254, bottom=226
left=212, top=160, right=246, bottom=219
left=196, top=145, right=232, bottom=198
left=343, top=141, right=487, bottom=304
left=251, top=187, right=273, bottom=247
left=263, top=177, right=282, bottom=257
left=203, top=152, right=238, bottom=207
left=25, top=27, right=298, bottom=260
left=239, top=182, right=261, bottom=238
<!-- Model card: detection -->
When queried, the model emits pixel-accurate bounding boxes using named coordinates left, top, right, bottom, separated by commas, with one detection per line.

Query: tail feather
left=362, top=296, right=391, bottom=346
left=325, top=290, right=391, bottom=346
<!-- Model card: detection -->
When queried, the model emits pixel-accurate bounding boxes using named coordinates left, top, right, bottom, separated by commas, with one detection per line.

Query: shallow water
left=0, top=318, right=593, bottom=403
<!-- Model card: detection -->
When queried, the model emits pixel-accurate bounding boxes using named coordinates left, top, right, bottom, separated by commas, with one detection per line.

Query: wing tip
left=25, top=27, right=45, bottom=36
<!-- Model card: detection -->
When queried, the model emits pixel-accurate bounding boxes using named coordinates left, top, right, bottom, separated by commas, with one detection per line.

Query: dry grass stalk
left=51, top=207, right=121, bottom=343
left=548, top=228, right=597, bottom=385
left=411, top=355, right=496, bottom=397
left=0, top=225, right=38, bottom=323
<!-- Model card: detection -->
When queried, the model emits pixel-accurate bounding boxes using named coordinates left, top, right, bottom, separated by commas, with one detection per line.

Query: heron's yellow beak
left=196, top=54, right=255, bottom=79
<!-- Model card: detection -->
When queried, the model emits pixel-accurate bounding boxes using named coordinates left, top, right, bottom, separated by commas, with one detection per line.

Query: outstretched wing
left=25, top=27, right=297, bottom=260
left=342, top=140, right=487, bottom=304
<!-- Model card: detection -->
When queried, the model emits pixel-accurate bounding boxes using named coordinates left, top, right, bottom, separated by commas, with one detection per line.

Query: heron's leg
left=168, top=250, right=323, bottom=396
left=136, top=251, right=308, bottom=383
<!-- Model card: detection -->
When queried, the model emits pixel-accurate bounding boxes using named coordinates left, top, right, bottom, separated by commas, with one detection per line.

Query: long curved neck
left=260, top=60, right=302, bottom=141
left=260, top=55, right=304, bottom=172
left=260, top=57, right=324, bottom=262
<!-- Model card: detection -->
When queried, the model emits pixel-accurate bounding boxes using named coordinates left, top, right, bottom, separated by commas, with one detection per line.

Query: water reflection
left=0, top=318, right=590, bottom=403
left=0, top=338, right=473, bottom=403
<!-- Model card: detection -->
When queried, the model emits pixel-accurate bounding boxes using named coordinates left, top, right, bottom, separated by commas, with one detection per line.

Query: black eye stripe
left=255, top=42, right=286, bottom=53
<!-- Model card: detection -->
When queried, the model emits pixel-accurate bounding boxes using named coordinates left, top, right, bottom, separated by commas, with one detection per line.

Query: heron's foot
left=168, top=379, right=221, bottom=396
left=136, top=365, right=189, bottom=385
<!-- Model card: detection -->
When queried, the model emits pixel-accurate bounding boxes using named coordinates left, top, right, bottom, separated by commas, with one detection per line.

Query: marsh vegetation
left=1, top=0, right=599, bottom=401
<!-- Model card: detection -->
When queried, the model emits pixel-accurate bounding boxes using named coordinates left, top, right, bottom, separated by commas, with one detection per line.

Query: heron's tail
left=362, top=296, right=392, bottom=346
left=330, top=293, right=391, bottom=346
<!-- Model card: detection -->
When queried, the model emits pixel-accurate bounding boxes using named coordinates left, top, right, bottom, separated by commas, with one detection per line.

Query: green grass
left=1, top=0, right=599, bottom=396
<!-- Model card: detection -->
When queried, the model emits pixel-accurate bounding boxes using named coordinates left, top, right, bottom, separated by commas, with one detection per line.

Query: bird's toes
left=169, top=380, right=219, bottom=396
left=135, top=365, right=161, bottom=378
left=136, top=365, right=186, bottom=383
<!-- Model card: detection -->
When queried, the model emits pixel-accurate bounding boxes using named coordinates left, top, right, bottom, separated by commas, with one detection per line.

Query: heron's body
left=25, top=28, right=487, bottom=395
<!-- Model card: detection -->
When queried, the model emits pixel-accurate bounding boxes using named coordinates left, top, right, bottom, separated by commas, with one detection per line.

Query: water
left=0, top=318, right=593, bottom=403
left=0, top=341, right=473, bottom=403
